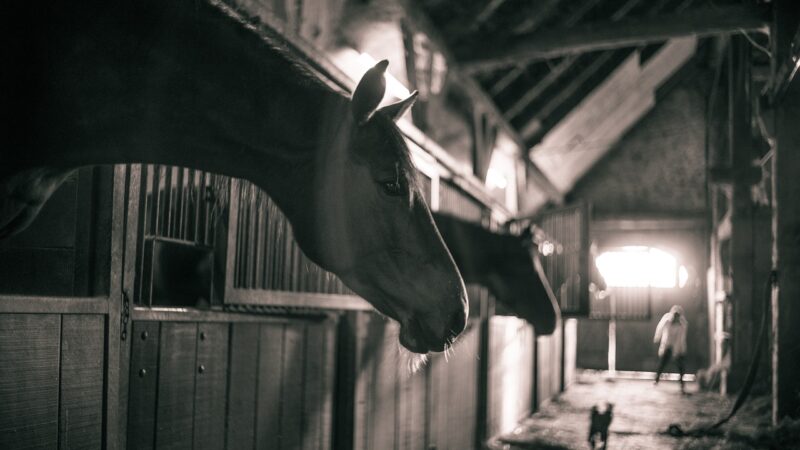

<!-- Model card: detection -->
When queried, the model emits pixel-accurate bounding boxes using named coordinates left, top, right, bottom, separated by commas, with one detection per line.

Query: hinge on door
left=120, top=290, right=130, bottom=341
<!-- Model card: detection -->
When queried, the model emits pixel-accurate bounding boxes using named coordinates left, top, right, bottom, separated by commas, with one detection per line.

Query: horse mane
left=216, top=1, right=347, bottom=96
left=215, top=2, right=426, bottom=195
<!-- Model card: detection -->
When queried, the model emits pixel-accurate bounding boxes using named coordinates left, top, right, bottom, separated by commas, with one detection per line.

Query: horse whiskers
left=408, top=353, right=428, bottom=373
left=442, top=336, right=458, bottom=362
left=394, top=341, right=430, bottom=374
left=445, top=344, right=454, bottom=362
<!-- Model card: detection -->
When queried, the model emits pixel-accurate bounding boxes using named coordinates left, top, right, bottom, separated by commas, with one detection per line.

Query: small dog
left=588, top=403, right=614, bottom=449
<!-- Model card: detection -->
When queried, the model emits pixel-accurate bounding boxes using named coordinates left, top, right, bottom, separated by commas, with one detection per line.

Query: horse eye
left=380, top=180, right=404, bottom=196
left=378, top=162, right=405, bottom=196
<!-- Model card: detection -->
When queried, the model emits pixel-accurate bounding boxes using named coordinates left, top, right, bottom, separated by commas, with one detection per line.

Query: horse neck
left=5, top=0, right=357, bottom=249
left=5, top=0, right=353, bottom=211
left=19, top=78, right=350, bottom=215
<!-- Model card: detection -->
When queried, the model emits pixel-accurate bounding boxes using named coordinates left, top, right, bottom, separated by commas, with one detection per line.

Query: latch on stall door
left=120, top=290, right=130, bottom=340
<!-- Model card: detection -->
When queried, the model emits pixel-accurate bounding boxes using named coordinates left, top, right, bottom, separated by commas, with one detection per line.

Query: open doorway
left=595, top=246, right=686, bottom=376
left=577, top=229, right=709, bottom=378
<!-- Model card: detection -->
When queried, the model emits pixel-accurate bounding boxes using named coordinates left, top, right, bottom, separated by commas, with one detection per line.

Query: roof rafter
left=463, top=5, right=768, bottom=72
left=471, top=0, right=509, bottom=31
left=468, top=0, right=640, bottom=94
left=399, top=0, right=564, bottom=204
left=512, top=0, right=563, bottom=35
left=504, top=56, right=579, bottom=120
left=488, top=65, right=526, bottom=96
left=503, top=0, right=646, bottom=121
left=519, top=51, right=616, bottom=140
left=512, top=0, right=693, bottom=138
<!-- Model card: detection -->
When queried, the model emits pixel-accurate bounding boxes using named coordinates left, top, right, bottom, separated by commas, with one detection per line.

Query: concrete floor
left=487, top=371, right=785, bottom=450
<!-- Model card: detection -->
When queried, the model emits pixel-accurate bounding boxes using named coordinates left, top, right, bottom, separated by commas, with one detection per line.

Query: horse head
left=295, top=61, right=468, bottom=354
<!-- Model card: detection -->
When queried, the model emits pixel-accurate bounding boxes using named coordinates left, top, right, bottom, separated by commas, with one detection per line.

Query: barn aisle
left=487, top=371, right=782, bottom=450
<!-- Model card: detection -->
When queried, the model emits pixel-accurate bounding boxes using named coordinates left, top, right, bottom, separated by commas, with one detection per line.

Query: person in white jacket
left=653, top=305, right=688, bottom=391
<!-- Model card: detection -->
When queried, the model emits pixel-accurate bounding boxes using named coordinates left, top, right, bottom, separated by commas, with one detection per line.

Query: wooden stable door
left=0, top=314, right=105, bottom=449
left=126, top=317, right=336, bottom=450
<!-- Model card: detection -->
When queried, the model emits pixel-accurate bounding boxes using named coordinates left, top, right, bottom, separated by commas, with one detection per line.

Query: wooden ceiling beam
left=530, top=37, right=697, bottom=192
left=399, top=0, right=564, bottom=204
left=468, top=0, right=639, bottom=97
left=456, top=75, right=565, bottom=202
left=558, top=0, right=608, bottom=29
left=513, top=0, right=563, bottom=35
left=520, top=51, right=616, bottom=140
left=504, top=56, right=579, bottom=121
left=471, top=0, right=509, bottom=30
left=488, top=66, right=526, bottom=95
left=462, top=5, right=768, bottom=72
left=503, top=0, right=646, bottom=121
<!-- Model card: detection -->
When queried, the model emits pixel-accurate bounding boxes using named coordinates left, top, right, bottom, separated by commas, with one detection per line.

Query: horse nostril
left=447, top=308, right=467, bottom=340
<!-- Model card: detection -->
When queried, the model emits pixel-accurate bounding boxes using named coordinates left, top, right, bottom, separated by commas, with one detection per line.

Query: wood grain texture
left=352, top=312, right=373, bottom=450
left=487, top=317, right=536, bottom=437
left=397, top=360, right=426, bottom=450
left=0, top=314, right=61, bottom=449
left=255, top=323, right=284, bottom=450
left=280, top=322, right=306, bottom=450
left=319, top=319, right=336, bottom=450
left=369, top=319, right=398, bottom=450
left=446, top=323, right=480, bottom=450
left=226, top=323, right=259, bottom=449
left=428, top=349, right=449, bottom=449
left=537, top=335, right=553, bottom=409
left=127, top=322, right=161, bottom=450
left=59, top=315, right=104, bottom=449
left=0, top=296, right=107, bottom=314
left=302, top=321, right=327, bottom=450
left=193, top=323, right=229, bottom=450
left=106, top=164, right=127, bottom=450
left=155, top=322, right=197, bottom=450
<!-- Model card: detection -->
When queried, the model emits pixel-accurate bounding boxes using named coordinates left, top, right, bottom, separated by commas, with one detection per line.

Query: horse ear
left=351, top=60, right=388, bottom=124
left=378, top=91, right=419, bottom=122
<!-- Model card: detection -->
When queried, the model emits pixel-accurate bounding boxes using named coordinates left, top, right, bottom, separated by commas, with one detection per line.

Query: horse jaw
left=293, top=115, right=466, bottom=354
left=319, top=187, right=468, bottom=354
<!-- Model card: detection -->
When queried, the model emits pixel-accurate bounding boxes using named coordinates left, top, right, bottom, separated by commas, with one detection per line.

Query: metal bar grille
left=132, top=164, right=230, bottom=304
left=231, top=179, right=353, bottom=295
left=438, top=181, right=485, bottom=223
left=537, top=203, right=589, bottom=315
left=137, top=165, right=228, bottom=245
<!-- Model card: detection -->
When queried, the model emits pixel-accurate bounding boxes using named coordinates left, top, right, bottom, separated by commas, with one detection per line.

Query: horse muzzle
left=399, top=306, right=467, bottom=354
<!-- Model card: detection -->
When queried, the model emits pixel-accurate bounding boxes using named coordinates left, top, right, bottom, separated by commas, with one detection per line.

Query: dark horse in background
left=0, top=0, right=470, bottom=353
left=433, top=213, right=559, bottom=335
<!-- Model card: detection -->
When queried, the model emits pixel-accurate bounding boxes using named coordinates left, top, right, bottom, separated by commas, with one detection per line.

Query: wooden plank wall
left=351, top=312, right=402, bottom=450
left=562, top=318, right=578, bottom=389
left=126, top=317, right=336, bottom=450
left=0, top=168, right=113, bottom=297
left=486, top=316, right=536, bottom=439
left=350, top=311, right=482, bottom=450
left=536, top=320, right=564, bottom=409
left=0, top=313, right=105, bottom=449
left=427, top=321, right=481, bottom=450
